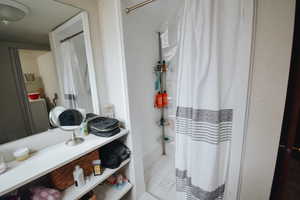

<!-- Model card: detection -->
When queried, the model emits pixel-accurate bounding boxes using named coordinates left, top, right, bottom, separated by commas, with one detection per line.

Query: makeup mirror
left=49, top=107, right=85, bottom=146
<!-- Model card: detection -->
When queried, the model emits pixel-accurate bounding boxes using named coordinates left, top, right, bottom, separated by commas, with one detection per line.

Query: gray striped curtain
left=175, top=0, right=248, bottom=199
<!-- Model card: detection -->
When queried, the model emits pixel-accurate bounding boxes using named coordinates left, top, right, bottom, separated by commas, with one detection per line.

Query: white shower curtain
left=59, top=37, right=93, bottom=112
left=175, top=0, right=252, bottom=199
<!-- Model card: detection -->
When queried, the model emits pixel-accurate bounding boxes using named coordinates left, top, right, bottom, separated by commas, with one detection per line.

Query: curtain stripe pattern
left=176, top=169, right=225, bottom=200
left=176, top=107, right=233, bottom=199
left=176, top=107, right=233, bottom=145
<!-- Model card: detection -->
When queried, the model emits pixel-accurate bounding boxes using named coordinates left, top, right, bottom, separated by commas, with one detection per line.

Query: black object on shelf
left=99, top=141, right=131, bottom=169
left=86, top=114, right=120, bottom=137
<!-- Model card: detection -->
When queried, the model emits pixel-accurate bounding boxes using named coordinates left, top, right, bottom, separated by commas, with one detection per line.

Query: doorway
left=270, top=1, right=300, bottom=199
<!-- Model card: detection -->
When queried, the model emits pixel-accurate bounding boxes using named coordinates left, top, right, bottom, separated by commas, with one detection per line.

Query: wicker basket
left=50, top=150, right=99, bottom=190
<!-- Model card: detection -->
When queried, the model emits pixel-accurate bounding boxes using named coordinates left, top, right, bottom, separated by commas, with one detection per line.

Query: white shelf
left=0, top=129, right=129, bottom=196
left=62, top=159, right=131, bottom=200
left=95, top=182, right=133, bottom=200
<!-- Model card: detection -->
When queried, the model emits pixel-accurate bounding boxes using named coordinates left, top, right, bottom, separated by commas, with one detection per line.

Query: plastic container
left=13, top=147, right=30, bottom=161
left=28, top=93, right=40, bottom=100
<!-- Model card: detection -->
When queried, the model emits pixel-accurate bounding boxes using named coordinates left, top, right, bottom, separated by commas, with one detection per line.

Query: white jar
left=13, top=147, right=30, bottom=161
left=103, top=104, right=115, bottom=118
left=0, top=152, right=7, bottom=174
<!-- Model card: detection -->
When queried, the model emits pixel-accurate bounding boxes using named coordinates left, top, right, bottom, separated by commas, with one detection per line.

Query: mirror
left=49, top=107, right=85, bottom=146
left=0, top=0, right=99, bottom=144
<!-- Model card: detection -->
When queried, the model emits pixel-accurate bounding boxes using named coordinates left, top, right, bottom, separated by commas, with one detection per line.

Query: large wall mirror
left=0, top=0, right=99, bottom=144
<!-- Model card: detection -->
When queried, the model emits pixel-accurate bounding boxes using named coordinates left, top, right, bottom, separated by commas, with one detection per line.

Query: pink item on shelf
left=30, top=187, right=62, bottom=200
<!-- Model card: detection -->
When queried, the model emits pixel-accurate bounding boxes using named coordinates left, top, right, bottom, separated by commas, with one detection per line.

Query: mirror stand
left=49, top=107, right=86, bottom=147
left=66, top=130, right=84, bottom=146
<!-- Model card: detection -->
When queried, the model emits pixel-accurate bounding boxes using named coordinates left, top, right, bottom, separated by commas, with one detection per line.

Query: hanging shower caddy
left=153, top=32, right=170, bottom=155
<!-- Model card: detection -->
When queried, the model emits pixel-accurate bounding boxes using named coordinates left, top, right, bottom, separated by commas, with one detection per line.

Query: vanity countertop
left=0, top=129, right=129, bottom=196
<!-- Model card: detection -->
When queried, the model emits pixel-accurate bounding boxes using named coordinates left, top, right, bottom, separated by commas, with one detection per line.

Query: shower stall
left=121, top=0, right=254, bottom=199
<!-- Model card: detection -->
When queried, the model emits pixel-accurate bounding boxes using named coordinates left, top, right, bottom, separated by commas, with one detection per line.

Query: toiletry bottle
left=0, top=152, right=7, bottom=174
left=155, top=92, right=163, bottom=108
left=81, top=122, right=88, bottom=136
left=73, top=165, right=85, bottom=187
left=162, top=91, right=168, bottom=107
left=157, top=61, right=162, bottom=72
left=103, top=104, right=115, bottom=118
left=92, top=160, right=103, bottom=176
left=154, top=92, right=159, bottom=108
left=162, top=60, right=168, bottom=72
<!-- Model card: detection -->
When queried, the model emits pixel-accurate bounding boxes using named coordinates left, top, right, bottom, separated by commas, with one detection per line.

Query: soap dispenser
left=73, top=165, right=85, bottom=187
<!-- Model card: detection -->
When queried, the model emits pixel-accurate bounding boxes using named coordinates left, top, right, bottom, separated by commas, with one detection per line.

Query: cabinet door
left=0, top=47, right=33, bottom=144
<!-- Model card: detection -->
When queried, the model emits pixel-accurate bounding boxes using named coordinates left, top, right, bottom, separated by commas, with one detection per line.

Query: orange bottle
left=154, top=93, right=158, bottom=108
left=162, top=91, right=168, bottom=107
left=156, top=92, right=163, bottom=108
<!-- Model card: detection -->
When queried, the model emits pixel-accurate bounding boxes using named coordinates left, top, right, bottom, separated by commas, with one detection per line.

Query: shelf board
left=62, top=158, right=130, bottom=200
left=94, top=182, right=133, bottom=200
left=0, top=129, right=129, bottom=196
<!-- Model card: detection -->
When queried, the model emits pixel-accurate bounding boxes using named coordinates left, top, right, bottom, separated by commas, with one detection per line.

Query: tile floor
left=145, top=143, right=175, bottom=200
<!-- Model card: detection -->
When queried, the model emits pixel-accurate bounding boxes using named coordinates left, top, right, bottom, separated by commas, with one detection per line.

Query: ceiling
left=0, top=0, right=81, bottom=45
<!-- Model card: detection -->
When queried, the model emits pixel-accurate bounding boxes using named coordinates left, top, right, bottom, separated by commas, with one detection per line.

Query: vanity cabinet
left=0, top=129, right=132, bottom=200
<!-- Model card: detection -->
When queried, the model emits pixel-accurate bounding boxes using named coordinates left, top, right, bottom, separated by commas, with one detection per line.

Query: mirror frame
left=49, top=11, right=100, bottom=114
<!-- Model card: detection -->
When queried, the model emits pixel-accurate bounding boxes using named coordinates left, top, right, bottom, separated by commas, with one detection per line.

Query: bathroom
left=0, top=0, right=297, bottom=200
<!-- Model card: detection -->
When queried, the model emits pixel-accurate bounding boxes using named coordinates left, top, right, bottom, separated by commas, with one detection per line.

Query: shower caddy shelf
left=155, top=32, right=168, bottom=155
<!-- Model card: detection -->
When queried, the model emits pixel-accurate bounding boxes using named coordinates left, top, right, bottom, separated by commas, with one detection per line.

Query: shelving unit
left=62, top=159, right=131, bottom=200
left=94, top=182, right=133, bottom=200
left=0, top=129, right=129, bottom=196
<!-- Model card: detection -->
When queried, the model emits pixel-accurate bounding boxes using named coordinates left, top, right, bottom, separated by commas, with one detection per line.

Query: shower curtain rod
left=60, top=31, right=83, bottom=43
left=125, top=0, right=156, bottom=14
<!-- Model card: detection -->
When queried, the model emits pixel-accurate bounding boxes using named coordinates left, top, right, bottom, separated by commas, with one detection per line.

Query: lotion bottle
left=73, top=165, right=85, bottom=187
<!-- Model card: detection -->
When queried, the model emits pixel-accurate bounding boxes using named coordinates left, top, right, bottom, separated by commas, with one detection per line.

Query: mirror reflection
left=0, top=0, right=98, bottom=144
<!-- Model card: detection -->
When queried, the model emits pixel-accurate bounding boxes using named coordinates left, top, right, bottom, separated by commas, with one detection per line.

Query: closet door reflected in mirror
left=0, top=0, right=99, bottom=144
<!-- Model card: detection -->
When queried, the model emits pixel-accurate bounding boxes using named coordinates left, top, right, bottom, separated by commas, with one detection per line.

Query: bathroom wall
left=57, top=0, right=109, bottom=112
left=18, top=50, right=60, bottom=101
left=239, top=0, right=296, bottom=199
left=37, top=52, right=60, bottom=101
left=19, top=49, right=47, bottom=76
left=59, top=0, right=151, bottom=198
left=121, top=0, right=181, bottom=170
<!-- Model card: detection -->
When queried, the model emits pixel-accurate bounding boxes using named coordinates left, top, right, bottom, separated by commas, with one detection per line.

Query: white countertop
left=0, top=129, right=129, bottom=196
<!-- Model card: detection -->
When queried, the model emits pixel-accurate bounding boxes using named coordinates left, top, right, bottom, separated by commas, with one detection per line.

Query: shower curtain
left=175, top=0, right=252, bottom=199
left=59, top=36, right=93, bottom=112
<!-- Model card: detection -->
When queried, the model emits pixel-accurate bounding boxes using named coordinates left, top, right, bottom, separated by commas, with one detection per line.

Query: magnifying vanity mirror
left=49, top=107, right=85, bottom=146
left=0, top=0, right=99, bottom=145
